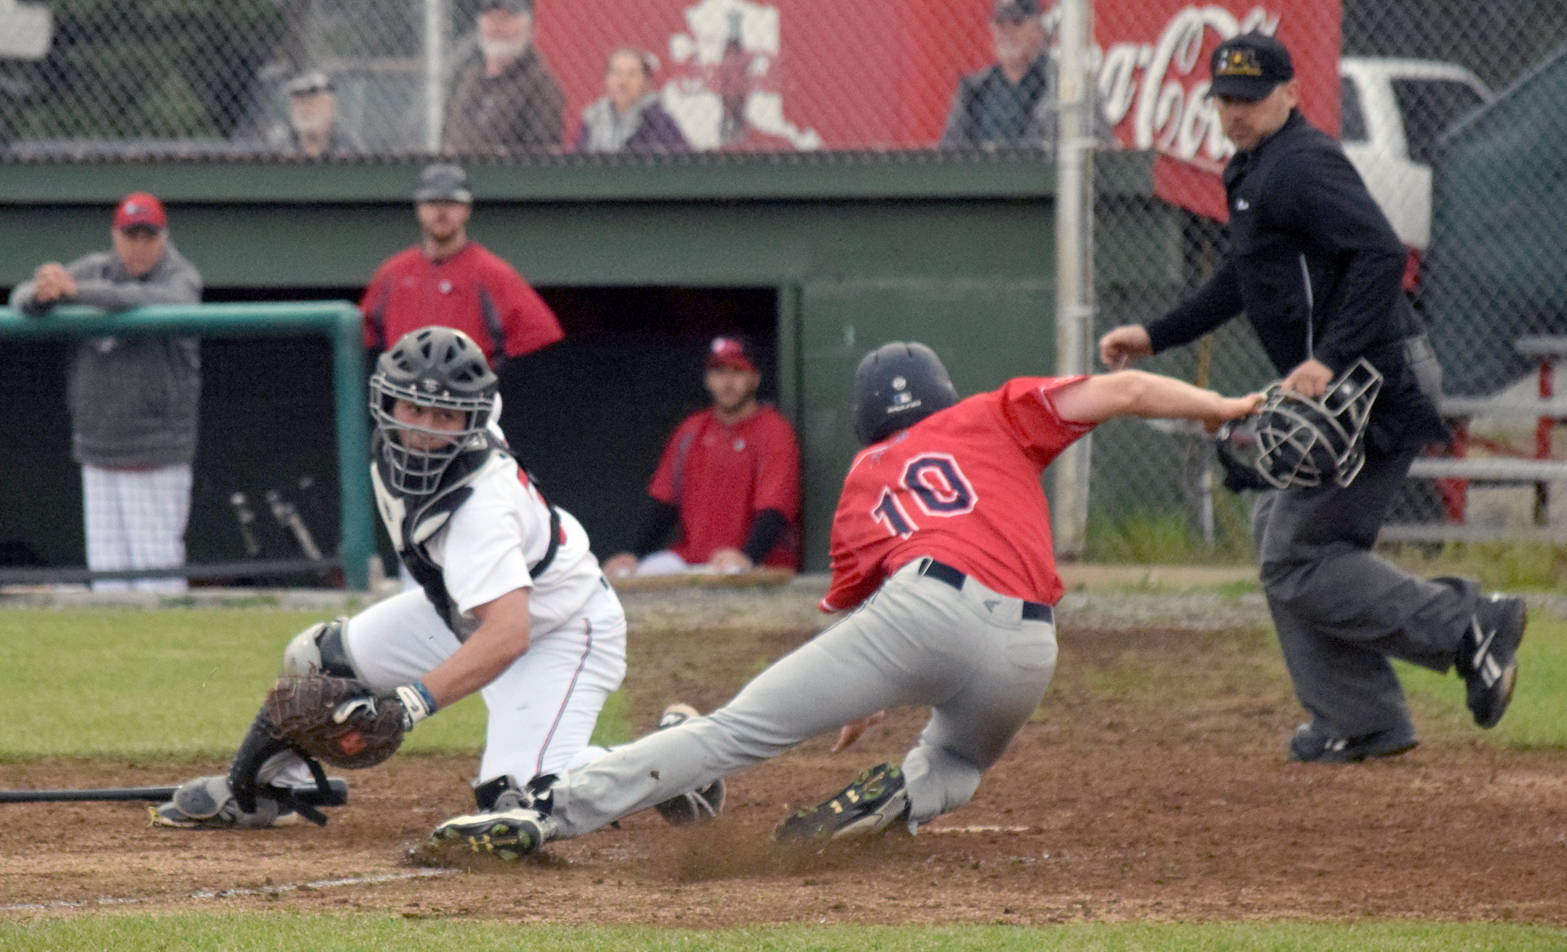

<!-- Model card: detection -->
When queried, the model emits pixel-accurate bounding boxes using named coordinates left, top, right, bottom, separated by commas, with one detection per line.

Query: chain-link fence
left=1086, top=0, right=1567, bottom=554
left=3, top=0, right=1566, bottom=561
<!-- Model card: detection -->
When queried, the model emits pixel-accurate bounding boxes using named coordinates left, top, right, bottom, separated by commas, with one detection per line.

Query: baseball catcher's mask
left=370, top=326, right=498, bottom=496
left=1220, top=357, right=1383, bottom=491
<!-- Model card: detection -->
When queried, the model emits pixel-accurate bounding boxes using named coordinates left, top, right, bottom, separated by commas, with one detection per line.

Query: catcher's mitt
left=264, top=675, right=406, bottom=769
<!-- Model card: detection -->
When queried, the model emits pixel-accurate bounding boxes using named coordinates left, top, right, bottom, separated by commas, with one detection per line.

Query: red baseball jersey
left=821, top=376, right=1094, bottom=613
left=361, top=241, right=563, bottom=364
left=647, top=404, right=801, bottom=568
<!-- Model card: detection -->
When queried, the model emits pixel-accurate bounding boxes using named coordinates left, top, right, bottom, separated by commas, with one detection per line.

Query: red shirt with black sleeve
left=360, top=240, right=563, bottom=366
left=646, top=404, right=801, bottom=568
left=820, top=376, right=1095, bottom=613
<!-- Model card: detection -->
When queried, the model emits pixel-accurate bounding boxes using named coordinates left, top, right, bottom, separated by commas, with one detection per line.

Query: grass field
left=1, top=576, right=1563, bottom=950
left=4, top=916, right=1567, bottom=951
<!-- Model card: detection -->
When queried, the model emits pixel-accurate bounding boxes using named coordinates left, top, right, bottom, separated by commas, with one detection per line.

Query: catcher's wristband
left=394, top=681, right=438, bottom=730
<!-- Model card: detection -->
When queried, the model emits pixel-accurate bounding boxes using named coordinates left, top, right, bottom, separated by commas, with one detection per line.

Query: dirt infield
left=2, top=581, right=1562, bottom=926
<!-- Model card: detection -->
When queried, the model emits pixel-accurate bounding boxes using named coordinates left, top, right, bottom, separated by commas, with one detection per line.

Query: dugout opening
left=6, top=284, right=784, bottom=584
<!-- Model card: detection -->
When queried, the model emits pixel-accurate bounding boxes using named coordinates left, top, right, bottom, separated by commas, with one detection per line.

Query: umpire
left=1098, top=32, right=1525, bottom=762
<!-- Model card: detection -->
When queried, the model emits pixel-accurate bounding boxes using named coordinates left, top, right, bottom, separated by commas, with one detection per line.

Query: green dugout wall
left=0, top=152, right=1185, bottom=579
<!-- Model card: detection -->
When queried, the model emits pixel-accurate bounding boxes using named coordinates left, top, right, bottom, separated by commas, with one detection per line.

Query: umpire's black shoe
left=1458, top=594, right=1526, bottom=729
left=774, top=762, right=910, bottom=842
left=1288, top=723, right=1420, bottom=763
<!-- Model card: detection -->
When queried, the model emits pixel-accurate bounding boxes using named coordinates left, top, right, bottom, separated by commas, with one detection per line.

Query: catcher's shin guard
left=227, top=707, right=347, bottom=826
left=150, top=774, right=350, bottom=830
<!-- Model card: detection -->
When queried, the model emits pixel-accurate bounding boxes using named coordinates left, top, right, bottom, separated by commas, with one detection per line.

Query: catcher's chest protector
left=371, top=436, right=560, bottom=639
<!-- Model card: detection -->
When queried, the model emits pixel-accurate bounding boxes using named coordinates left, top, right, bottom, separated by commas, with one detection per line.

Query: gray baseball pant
left=1252, top=447, right=1477, bottom=738
left=548, top=558, right=1058, bottom=836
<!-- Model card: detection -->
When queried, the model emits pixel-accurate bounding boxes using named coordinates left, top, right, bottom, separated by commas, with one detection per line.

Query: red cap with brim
left=706, top=336, right=757, bottom=373
left=113, top=192, right=167, bottom=231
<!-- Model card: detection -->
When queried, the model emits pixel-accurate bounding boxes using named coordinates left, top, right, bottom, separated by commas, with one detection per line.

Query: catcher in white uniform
left=153, top=327, right=718, bottom=829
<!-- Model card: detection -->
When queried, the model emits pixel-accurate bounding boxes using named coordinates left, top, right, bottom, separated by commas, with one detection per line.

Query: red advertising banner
left=536, top=0, right=1341, bottom=219
left=1094, top=2, right=1342, bottom=221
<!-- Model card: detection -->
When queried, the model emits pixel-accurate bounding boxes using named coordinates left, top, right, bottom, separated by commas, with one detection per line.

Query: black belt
left=916, top=558, right=1053, bottom=624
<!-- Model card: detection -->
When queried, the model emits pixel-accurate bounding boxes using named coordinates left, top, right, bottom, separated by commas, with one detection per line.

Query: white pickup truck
left=1339, top=56, right=1492, bottom=252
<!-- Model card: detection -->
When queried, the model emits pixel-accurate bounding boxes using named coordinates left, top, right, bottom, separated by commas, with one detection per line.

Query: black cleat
left=1287, top=722, right=1419, bottom=763
left=421, top=807, right=553, bottom=862
left=1458, top=594, right=1526, bottom=729
left=774, top=762, right=909, bottom=842
left=651, top=703, right=726, bottom=826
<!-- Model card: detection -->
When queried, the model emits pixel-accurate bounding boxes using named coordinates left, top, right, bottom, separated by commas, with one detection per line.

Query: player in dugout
left=603, top=334, right=800, bottom=578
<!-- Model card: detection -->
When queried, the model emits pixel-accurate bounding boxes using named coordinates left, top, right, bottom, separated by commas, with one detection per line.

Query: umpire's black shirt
left=1145, top=109, right=1448, bottom=452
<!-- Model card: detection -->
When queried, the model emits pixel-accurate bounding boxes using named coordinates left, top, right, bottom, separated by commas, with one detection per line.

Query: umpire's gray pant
left=548, top=558, right=1058, bottom=837
left=1252, top=447, right=1476, bottom=738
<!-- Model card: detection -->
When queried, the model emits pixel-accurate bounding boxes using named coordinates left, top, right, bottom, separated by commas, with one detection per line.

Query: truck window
left=1339, top=77, right=1368, bottom=144
left=1391, top=78, right=1487, bottom=165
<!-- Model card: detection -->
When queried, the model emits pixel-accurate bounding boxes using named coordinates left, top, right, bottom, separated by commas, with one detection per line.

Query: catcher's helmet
left=852, top=341, right=959, bottom=445
left=1248, top=357, right=1383, bottom=490
left=370, top=326, right=498, bottom=496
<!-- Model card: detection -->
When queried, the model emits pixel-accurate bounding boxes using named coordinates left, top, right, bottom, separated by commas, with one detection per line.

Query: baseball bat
left=266, top=489, right=324, bottom=561
left=0, top=785, right=177, bottom=803
left=230, top=490, right=262, bottom=557
left=0, top=777, right=348, bottom=806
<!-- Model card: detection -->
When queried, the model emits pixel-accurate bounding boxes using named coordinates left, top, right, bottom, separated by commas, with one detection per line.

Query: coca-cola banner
left=1092, top=1, right=1341, bottom=220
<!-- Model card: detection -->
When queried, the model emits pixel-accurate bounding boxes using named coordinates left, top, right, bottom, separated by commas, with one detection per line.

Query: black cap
left=414, top=163, right=472, bottom=204
left=992, top=0, right=1042, bottom=22
left=1208, top=32, right=1294, bottom=101
left=480, top=0, right=533, bottom=12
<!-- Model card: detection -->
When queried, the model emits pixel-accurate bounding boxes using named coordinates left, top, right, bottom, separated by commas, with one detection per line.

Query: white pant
left=268, top=579, right=627, bottom=789
left=81, top=463, right=192, bottom=593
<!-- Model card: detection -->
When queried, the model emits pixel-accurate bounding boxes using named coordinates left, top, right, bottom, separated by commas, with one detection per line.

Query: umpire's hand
left=1280, top=358, right=1334, bottom=399
left=1098, top=325, right=1153, bottom=370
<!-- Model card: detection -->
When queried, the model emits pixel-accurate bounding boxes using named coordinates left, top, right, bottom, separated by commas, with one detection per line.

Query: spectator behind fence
left=602, top=334, right=800, bottom=579
left=8, top=192, right=203, bottom=592
left=360, top=163, right=563, bottom=371
left=940, top=0, right=1110, bottom=150
left=574, top=47, right=690, bottom=154
left=270, top=70, right=363, bottom=159
left=442, top=0, right=564, bottom=155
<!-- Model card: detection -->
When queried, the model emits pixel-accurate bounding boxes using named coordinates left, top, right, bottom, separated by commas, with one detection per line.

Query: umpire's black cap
left=414, top=163, right=473, bottom=204
left=1208, top=32, right=1294, bottom=101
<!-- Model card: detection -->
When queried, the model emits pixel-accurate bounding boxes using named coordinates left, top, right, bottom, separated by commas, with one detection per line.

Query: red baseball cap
left=706, top=335, right=757, bottom=373
left=113, top=192, right=167, bottom=232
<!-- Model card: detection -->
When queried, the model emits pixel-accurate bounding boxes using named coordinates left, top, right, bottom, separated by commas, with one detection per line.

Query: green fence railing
left=0, top=301, right=372, bottom=590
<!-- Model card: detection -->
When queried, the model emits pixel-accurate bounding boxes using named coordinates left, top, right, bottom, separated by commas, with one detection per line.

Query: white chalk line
left=0, top=868, right=455, bottom=913
left=3, top=827, right=1032, bottom=912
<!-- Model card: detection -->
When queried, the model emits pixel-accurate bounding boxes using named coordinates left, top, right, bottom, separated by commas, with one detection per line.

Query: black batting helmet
left=369, top=326, right=498, bottom=496
left=852, top=341, right=959, bottom=445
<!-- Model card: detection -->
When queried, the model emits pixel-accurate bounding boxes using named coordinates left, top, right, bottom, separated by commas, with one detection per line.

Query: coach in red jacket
left=361, top=163, right=562, bottom=370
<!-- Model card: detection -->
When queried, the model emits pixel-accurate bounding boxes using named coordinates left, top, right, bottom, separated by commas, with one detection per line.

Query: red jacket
left=361, top=240, right=562, bottom=365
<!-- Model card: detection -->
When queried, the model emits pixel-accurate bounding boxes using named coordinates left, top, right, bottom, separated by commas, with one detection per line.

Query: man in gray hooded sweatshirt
left=9, top=191, right=203, bottom=591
